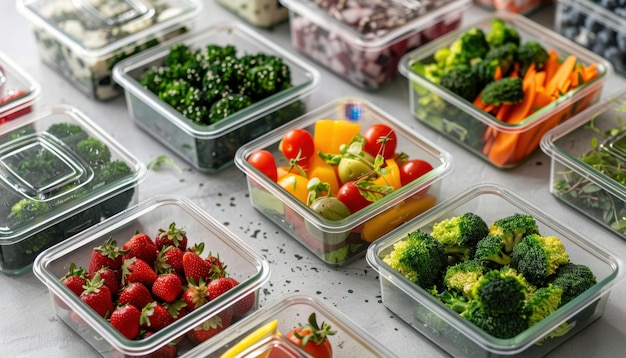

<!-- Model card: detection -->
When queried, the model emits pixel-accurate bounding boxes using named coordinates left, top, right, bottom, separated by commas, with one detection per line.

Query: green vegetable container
left=541, top=88, right=626, bottom=242
left=367, top=183, right=623, bottom=357
left=0, top=105, right=146, bottom=275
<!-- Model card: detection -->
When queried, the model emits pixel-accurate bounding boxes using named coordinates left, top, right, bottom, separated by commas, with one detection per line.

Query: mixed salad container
left=215, top=0, right=288, bottom=28
left=0, top=51, right=41, bottom=124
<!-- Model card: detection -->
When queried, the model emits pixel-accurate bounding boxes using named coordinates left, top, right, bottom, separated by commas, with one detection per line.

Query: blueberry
left=563, top=7, right=585, bottom=26
left=592, top=42, right=607, bottom=56
left=596, top=29, right=617, bottom=46
left=617, top=0, right=626, bottom=6
left=599, top=0, right=618, bottom=9
left=562, top=27, right=580, bottom=42
left=584, top=17, right=604, bottom=32
left=603, top=47, right=626, bottom=72
left=615, top=7, right=626, bottom=18
left=617, top=33, right=626, bottom=52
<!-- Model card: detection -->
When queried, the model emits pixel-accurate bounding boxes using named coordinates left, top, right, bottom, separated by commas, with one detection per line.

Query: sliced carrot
left=569, top=67, right=584, bottom=88
left=583, top=63, right=598, bottom=82
left=543, top=50, right=560, bottom=87
left=508, top=79, right=536, bottom=124
left=509, top=63, right=520, bottom=78
left=496, top=104, right=513, bottom=121
left=483, top=104, right=495, bottom=114
left=494, top=66, right=503, bottom=81
left=534, top=71, right=546, bottom=89
left=522, top=63, right=536, bottom=91
left=487, top=132, right=519, bottom=167
left=473, top=91, right=488, bottom=110
left=558, top=78, right=572, bottom=95
left=545, top=55, right=577, bottom=96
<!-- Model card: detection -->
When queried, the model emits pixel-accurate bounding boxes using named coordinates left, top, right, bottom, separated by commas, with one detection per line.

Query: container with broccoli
left=0, top=106, right=146, bottom=275
left=367, top=184, right=622, bottom=357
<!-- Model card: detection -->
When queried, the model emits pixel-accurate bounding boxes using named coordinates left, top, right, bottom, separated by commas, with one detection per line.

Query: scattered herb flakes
left=347, top=289, right=354, bottom=293
left=146, top=155, right=183, bottom=174
left=263, top=288, right=271, bottom=295
left=316, top=291, right=322, bottom=295
left=223, top=221, right=230, bottom=226
left=251, top=229, right=261, bottom=238
left=285, top=280, right=291, bottom=284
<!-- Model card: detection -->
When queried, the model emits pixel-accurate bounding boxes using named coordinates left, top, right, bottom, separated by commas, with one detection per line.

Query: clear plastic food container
left=33, top=195, right=271, bottom=357
left=215, top=0, right=288, bottom=28
left=0, top=105, right=146, bottom=275
left=16, top=0, right=203, bottom=101
left=180, top=292, right=396, bottom=357
left=398, top=12, right=612, bottom=169
left=541, top=89, right=626, bottom=242
left=0, top=51, right=41, bottom=123
left=234, top=97, right=453, bottom=266
left=367, top=183, right=623, bottom=357
left=279, top=0, right=470, bottom=90
left=113, top=22, right=319, bottom=173
left=555, top=0, right=626, bottom=75
left=474, top=0, right=552, bottom=14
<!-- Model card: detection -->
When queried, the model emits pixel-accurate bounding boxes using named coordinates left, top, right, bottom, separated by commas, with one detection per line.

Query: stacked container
left=0, top=51, right=41, bottom=123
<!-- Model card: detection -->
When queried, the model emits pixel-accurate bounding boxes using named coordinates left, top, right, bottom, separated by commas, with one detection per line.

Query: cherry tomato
left=337, top=181, right=372, bottom=214
left=285, top=327, right=333, bottom=358
left=247, top=150, right=278, bottom=182
left=279, top=128, right=315, bottom=168
left=399, top=159, right=434, bottom=186
left=362, top=124, right=397, bottom=159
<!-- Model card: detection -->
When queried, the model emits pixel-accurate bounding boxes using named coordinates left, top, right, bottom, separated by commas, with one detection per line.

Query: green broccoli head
left=197, top=44, right=238, bottom=66
left=139, top=66, right=171, bottom=94
left=46, top=123, right=88, bottom=150
left=432, top=212, right=490, bottom=261
left=382, top=229, right=448, bottom=288
left=469, top=268, right=531, bottom=314
left=549, top=263, right=597, bottom=306
left=480, top=77, right=524, bottom=107
left=158, top=79, right=192, bottom=110
left=474, top=235, right=511, bottom=268
left=8, top=198, right=48, bottom=226
left=208, top=94, right=253, bottom=124
left=448, top=27, right=490, bottom=65
left=484, top=42, right=518, bottom=75
left=76, top=137, right=111, bottom=168
left=462, top=298, right=529, bottom=339
left=412, top=62, right=443, bottom=84
left=443, top=259, right=485, bottom=297
left=524, top=284, right=563, bottom=327
left=438, top=65, right=480, bottom=102
left=517, top=41, right=550, bottom=76
left=511, top=234, right=570, bottom=286
left=163, top=43, right=195, bottom=68
left=485, top=18, right=521, bottom=48
left=488, top=213, right=540, bottom=253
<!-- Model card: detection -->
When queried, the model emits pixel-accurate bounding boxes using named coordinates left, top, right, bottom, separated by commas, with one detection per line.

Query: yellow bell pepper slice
left=277, top=173, right=310, bottom=205
left=371, top=158, right=402, bottom=190
left=314, top=119, right=361, bottom=154
left=220, top=319, right=279, bottom=358
left=307, top=155, right=340, bottom=195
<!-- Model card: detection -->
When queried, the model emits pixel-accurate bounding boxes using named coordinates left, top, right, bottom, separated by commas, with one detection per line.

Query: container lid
left=0, top=51, right=41, bottom=120
left=279, top=0, right=471, bottom=48
left=0, top=105, right=146, bottom=243
left=16, top=0, right=202, bottom=59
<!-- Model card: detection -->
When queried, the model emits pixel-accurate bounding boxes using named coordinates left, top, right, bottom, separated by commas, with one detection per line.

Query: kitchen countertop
left=1, top=1, right=626, bottom=357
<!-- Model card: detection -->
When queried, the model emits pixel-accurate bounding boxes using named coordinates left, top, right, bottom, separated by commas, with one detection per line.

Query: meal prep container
left=33, top=195, right=271, bottom=357
left=541, top=89, right=626, bottom=242
left=555, top=0, right=626, bottom=75
left=0, top=105, right=146, bottom=275
left=113, top=22, right=319, bottom=173
left=279, top=0, right=470, bottom=90
left=180, top=292, right=397, bottom=357
left=367, top=183, right=623, bottom=357
left=215, top=0, right=288, bottom=28
left=474, top=0, right=552, bottom=14
left=0, top=51, right=41, bottom=123
left=235, top=97, right=453, bottom=266
left=398, top=12, right=612, bottom=169
left=16, top=0, right=203, bottom=101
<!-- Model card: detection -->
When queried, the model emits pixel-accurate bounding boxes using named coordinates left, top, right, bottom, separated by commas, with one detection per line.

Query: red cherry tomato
left=285, top=327, right=333, bottom=358
left=279, top=128, right=315, bottom=168
left=362, top=124, right=397, bottom=159
left=399, top=159, right=434, bottom=186
left=337, top=181, right=372, bottom=214
left=247, top=150, right=278, bottom=182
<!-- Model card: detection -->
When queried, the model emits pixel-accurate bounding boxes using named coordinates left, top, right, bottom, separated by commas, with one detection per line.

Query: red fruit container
left=0, top=51, right=40, bottom=123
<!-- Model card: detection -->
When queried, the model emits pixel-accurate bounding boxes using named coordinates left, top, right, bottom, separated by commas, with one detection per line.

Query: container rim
left=0, top=51, right=41, bottom=116
left=556, top=0, right=626, bottom=33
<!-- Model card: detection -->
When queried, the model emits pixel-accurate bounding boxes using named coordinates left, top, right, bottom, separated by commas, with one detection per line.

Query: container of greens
left=541, top=89, right=626, bottom=241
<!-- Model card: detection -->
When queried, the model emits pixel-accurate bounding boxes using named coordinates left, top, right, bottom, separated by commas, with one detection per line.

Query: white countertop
left=2, top=1, right=626, bottom=357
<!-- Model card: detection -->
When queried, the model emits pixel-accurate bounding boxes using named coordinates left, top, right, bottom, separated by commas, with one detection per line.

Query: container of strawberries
left=33, top=195, right=270, bottom=357
left=0, top=51, right=40, bottom=123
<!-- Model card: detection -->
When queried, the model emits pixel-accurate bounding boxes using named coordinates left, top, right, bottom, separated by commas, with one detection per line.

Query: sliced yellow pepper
left=277, top=173, right=310, bottom=205
left=314, top=119, right=361, bottom=154
left=371, top=158, right=402, bottom=190
left=307, top=155, right=340, bottom=195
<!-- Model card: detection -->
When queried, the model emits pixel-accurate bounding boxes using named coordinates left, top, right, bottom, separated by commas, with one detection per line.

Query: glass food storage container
left=541, top=88, right=626, bottom=241
left=234, top=97, right=453, bottom=266
left=113, top=22, right=319, bottom=173
left=180, top=292, right=397, bottom=357
left=0, top=105, right=146, bottom=275
left=215, top=0, right=288, bottom=28
left=33, top=195, right=271, bottom=357
left=0, top=51, right=41, bottom=123
left=279, top=0, right=471, bottom=90
left=474, top=0, right=552, bottom=14
left=367, top=183, right=623, bottom=357
left=16, top=0, right=203, bottom=100
left=398, top=12, right=612, bottom=169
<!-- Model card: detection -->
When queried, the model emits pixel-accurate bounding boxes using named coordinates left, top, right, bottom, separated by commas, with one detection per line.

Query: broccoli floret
left=461, top=299, right=529, bottom=339
left=549, top=263, right=597, bottom=306
left=139, top=66, right=171, bottom=94
left=8, top=198, right=48, bottom=226
left=524, top=284, right=563, bottom=327
left=412, top=62, right=443, bottom=84
left=443, top=259, right=485, bottom=297
left=474, top=235, right=511, bottom=268
left=46, top=123, right=88, bottom=150
left=431, top=212, right=490, bottom=261
left=158, top=79, right=193, bottom=110
left=517, top=41, right=550, bottom=76
left=0, top=126, right=36, bottom=144
left=511, top=234, right=570, bottom=286
left=382, top=229, right=448, bottom=288
left=480, top=77, right=524, bottom=107
left=482, top=42, right=518, bottom=79
left=488, top=213, right=540, bottom=253
left=469, top=268, right=531, bottom=314
left=197, top=44, right=238, bottom=65
left=76, top=137, right=111, bottom=168
left=208, top=94, right=253, bottom=124
left=163, top=43, right=195, bottom=68
left=438, top=65, right=480, bottom=102
left=485, top=18, right=521, bottom=48
left=447, top=27, right=490, bottom=66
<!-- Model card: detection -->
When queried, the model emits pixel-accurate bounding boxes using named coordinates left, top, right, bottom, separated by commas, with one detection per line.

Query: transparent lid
left=0, top=51, right=41, bottom=119
left=0, top=105, right=146, bottom=243
left=17, top=0, right=202, bottom=59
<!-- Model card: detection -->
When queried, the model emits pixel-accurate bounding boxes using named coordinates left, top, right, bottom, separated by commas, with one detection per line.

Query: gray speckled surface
left=2, top=1, right=626, bottom=357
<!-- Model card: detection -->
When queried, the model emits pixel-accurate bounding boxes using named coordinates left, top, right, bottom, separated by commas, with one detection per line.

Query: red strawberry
left=80, top=273, right=114, bottom=318
left=88, top=238, right=128, bottom=274
left=206, top=252, right=227, bottom=279
left=156, top=222, right=188, bottom=251
left=152, top=273, right=183, bottom=303
left=206, top=277, right=235, bottom=301
left=92, top=267, right=119, bottom=297
left=182, top=251, right=213, bottom=284
left=61, top=263, right=87, bottom=296
left=141, top=301, right=175, bottom=332
left=118, top=282, right=153, bottom=310
left=122, top=232, right=158, bottom=267
left=110, top=304, right=141, bottom=339
left=121, top=257, right=157, bottom=288
left=154, top=245, right=185, bottom=276
left=143, top=332, right=178, bottom=358
left=224, top=277, right=255, bottom=318
left=186, top=308, right=233, bottom=344
left=182, top=278, right=209, bottom=311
